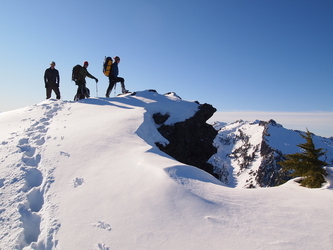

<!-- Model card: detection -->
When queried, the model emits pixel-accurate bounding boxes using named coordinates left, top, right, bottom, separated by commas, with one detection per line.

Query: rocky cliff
left=138, top=91, right=332, bottom=188
left=154, top=102, right=218, bottom=177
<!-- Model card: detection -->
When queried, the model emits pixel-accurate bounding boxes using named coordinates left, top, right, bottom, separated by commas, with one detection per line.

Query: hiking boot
left=122, top=89, right=129, bottom=94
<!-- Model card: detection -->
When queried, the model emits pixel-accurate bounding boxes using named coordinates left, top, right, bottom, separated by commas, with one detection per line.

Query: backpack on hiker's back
left=103, top=57, right=113, bottom=77
left=72, top=64, right=82, bottom=81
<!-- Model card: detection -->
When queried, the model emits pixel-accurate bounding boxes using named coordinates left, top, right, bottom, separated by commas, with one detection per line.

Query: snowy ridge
left=0, top=90, right=333, bottom=249
left=210, top=119, right=333, bottom=188
left=210, top=120, right=265, bottom=188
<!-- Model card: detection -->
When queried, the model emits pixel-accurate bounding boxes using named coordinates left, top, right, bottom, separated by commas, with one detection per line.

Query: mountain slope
left=0, top=90, right=332, bottom=250
left=210, top=119, right=333, bottom=188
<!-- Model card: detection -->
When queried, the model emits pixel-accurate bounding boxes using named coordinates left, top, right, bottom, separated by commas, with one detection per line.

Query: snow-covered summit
left=210, top=119, right=333, bottom=188
left=0, top=90, right=332, bottom=249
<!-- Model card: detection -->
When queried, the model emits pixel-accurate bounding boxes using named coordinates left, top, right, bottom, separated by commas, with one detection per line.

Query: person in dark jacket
left=74, top=61, right=98, bottom=101
left=44, top=61, right=60, bottom=99
left=106, top=56, right=128, bottom=97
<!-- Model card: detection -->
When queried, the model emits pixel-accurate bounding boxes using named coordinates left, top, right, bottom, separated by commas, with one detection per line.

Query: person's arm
left=56, top=70, right=60, bottom=85
left=44, top=69, right=48, bottom=87
left=86, top=70, right=98, bottom=82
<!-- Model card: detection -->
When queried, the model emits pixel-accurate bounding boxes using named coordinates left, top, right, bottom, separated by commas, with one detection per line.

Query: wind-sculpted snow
left=0, top=90, right=332, bottom=249
left=165, top=165, right=224, bottom=186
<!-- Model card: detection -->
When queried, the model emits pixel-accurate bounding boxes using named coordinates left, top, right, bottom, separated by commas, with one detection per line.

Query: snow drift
left=0, top=90, right=332, bottom=250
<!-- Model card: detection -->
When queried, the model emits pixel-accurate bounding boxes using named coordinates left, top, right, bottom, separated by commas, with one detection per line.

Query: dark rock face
left=256, top=142, right=289, bottom=187
left=155, top=103, right=218, bottom=177
left=211, top=119, right=294, bottom=188
left=256, top=120, right=290, bottom=187
left=153, top=113, right=170, bottom=125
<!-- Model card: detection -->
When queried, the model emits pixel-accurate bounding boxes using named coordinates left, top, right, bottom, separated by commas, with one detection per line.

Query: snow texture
left=0, top=90, right=332, bottom=249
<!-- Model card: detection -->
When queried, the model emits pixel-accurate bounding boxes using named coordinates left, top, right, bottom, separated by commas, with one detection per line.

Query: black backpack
left=72, top=64, right=82, bottom=81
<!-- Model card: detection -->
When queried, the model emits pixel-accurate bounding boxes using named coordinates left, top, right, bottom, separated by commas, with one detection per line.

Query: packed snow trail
left=0, top=100, right=64, bottom=249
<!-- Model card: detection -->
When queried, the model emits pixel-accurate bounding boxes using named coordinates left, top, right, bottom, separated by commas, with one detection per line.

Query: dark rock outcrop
left=153, top=113, right=170, bottom=125
left=256, top=120, right=290, bottom=187
left=155, top=103, right=218, bottom=177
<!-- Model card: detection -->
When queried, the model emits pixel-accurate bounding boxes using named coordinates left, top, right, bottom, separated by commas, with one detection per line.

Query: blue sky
left=0, top=0, right=332, bottom=136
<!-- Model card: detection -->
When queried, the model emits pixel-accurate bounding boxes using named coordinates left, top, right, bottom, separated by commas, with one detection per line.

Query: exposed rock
left=210, top=119, right=333, bottom=188
left=153, top=113, right=170, bottom=125
left=255, top=120, right=290, bottom=186
left=155, top=103, right=218, bottom=177
left=257, top=140, right=289, bottom=187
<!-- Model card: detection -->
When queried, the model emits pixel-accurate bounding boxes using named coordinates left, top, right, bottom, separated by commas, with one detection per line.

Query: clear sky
left=0, top=0, right=332, bottom=136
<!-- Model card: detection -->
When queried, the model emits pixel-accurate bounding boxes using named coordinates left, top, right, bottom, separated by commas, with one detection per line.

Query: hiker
left=106, top=56, right=128, bottom=97
left=44, top=61, right=60, bottom=99
left=74, top=61, right=98, bottom=101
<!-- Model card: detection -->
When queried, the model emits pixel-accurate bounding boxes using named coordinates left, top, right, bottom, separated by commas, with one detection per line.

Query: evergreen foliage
left=279, top=129, right=328, bottom=188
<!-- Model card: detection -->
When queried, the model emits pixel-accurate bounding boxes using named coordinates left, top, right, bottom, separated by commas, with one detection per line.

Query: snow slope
left=210, top=120, right=333, bottom=188
left=0, top=90, right=332, bottom=250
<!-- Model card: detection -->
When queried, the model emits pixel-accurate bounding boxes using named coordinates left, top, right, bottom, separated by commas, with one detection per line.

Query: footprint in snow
left=18, top=138, right=29, bottom=145
left=21, top=167, right=43, bottom=192
left=32, top=134, right=45, bottom=145
left=22, top=154, right=41, bottom=167
left=27, top=187, right=44, bottom=212
left=0, top=178, right=5, bottom=188
left=60, top=151, right=70, bottom=157
left=97, top=243, right=110, bottom=250
left=18, top=203, right=41, bottom=245
left=73, top=177, right=84, bottom=188
left=93, top=221, right=112, bottom=231
left=18, top=144, right=36, bottom=157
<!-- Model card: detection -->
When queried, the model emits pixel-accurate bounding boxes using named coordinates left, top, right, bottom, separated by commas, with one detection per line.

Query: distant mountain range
left=209, top=119, right=333, bottom=188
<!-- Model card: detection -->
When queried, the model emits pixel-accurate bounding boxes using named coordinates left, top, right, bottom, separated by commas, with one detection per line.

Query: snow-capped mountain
left=0, top=90, right=332, bottom=250
left=210, top=119, right=333, bottom=188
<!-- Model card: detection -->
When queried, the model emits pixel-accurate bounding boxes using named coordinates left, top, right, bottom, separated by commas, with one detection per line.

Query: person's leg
left=74, top=86, right=80, bottom=101
left=53, top=84, right=61, bottom=99
left=74, top=81, right=86, bottom=100
left=75, top=85, right=83, bottom=100
left=46, top=85, right=52, bottom=99
left=84, top=85, right=90, bottom=98
left=106, top=79, right=115, bottom=97
left=117, top=77, right=127, bottom=93
left=80, top=85, right=86, bottom=100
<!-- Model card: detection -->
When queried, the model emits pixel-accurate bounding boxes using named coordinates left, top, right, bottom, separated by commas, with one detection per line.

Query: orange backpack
left=103, top=56, right=113, bottom=77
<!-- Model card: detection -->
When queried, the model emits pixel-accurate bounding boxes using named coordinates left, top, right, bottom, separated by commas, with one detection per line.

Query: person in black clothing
left=106, top=56, right=128, bottom=97
left=44, top=61, right=60, bottom=99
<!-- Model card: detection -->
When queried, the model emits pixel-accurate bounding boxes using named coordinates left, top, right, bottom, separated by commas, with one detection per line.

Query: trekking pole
left=96, top=81, right=98, bottom=97
left=114, top=83, right=117, bottom=97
